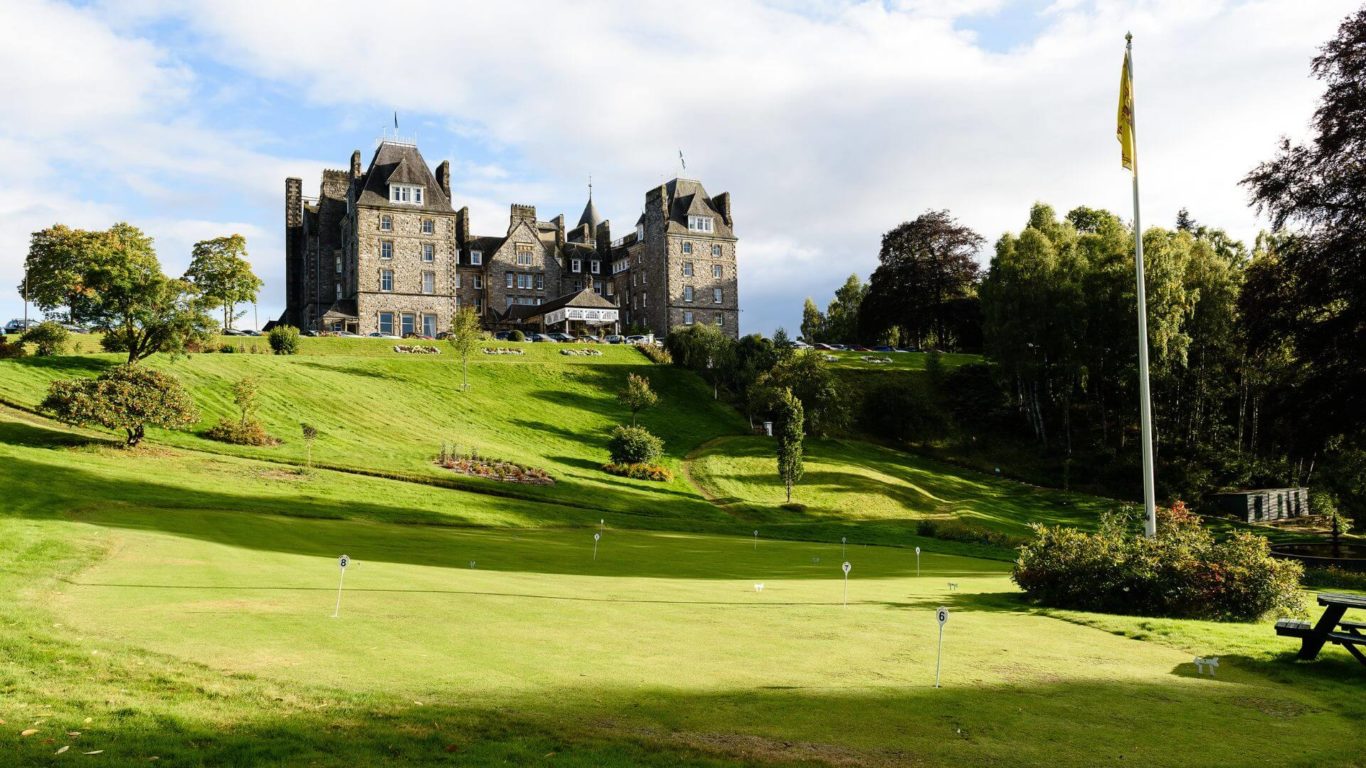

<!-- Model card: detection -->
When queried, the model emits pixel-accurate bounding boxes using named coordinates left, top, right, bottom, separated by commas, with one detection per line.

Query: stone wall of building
left=484, top=212, right=562, bottom=318
left=663, top=234, right=739, bottom=337
left=353, top=201, right=458, bottom=335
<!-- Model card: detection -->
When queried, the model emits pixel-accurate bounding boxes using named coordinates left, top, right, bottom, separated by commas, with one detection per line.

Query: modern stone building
left=283, top=139, right=740, bottom=338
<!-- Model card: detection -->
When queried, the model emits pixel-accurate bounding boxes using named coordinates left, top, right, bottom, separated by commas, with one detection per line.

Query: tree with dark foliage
left=860, top=210, right=983, bottom=349
left=1242, top=7, right=1366, bottom=446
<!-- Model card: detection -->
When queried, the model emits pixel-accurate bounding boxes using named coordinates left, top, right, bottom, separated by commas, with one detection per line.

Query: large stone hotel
left=282, top=140, right=739, bottom=338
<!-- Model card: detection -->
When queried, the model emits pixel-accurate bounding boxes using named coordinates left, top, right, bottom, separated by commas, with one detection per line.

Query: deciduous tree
left=184, top=235, right=262, bottom=331
left=446, top=307, right=485, bottom=390
left=41, top=365, right=198, bottom=447
left=775, top=388, right=804, bottom=503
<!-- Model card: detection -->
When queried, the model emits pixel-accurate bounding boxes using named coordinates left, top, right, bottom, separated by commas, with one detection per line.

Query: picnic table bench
left=1275, top=593, right=1366, bottom=665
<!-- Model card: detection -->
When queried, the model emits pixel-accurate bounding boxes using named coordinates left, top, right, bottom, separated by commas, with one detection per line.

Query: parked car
left=337, top=331, right=362, bottom=338
left=604, top=335, right=625, bottom=344
left=4, top=319, right=36, bottom=335
left=851, top=345, right=870, bottom=352
left=625, top=334, right=650, bottom=344
left=577, top=335, right=601, bottom=343
left=222, top=328, right=248, bottom=336
left=872, top=345, right=895, bottom=353
left=792, top=340, right=811, bottom=349
left=493, top=331, right=511, bottom=341
left=813, top=343, right=835, bottom=350
left=529, top=333, right=555, bottom=342
left=367, top=332, right=401, bottom=339
left=547, top=332, right=576, bottom=343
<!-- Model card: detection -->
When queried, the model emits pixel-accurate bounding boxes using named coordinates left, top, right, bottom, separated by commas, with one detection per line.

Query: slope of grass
left=0, top=340, right=745, bottom=518
left=689, top=436, right=1117, bottom=545
left=820, top=349, right=980, bottom=372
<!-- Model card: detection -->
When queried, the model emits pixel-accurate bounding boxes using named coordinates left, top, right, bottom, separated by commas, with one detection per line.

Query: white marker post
left=842, top=561, right=852, bottom=607
left=841, top=536, right=847, bottom=560
left=916, top=546, right=921, bottom=577
left=754, top=530, right=758, bottom=551
left=332, top=554, right=350, bottom=618
left=593, top=532, right=601, bottom=561
left=935, top=606, right=949, bottom=688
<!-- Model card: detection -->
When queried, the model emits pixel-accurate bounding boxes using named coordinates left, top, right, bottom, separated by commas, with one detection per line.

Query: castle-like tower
left=283, top=140, right=739, bottom=338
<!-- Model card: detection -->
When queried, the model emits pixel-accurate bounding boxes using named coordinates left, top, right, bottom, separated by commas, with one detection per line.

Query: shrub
left=636, top=343, right=672, bottom=365
left=508, top=329, right=526, bottom=342
left=205, top=419, right=279, bottom=446
left=602, top=462, right=673, bottom=482
left=608, top=424, right=664, bottom=465
left=0, top=336, right=26, bottom=359
left=41, top=364, right=199, bottom=447
left=268, top=325, right=300, bottom=355
left=21, top=321, right=70, bottom=356
left=1012, top=502, right=1304, bottom=621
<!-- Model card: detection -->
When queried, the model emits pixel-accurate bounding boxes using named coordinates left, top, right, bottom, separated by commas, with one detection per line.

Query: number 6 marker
left=935, top=606, right=949, bottom=688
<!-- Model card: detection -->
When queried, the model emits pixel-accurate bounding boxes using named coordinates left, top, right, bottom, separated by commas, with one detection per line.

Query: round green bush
left=508, top=330, right=526, bottom=342
left=268, top=325, right=300, bottom=355
left=607, top=424, right=664, bottom=465
left=21, top=321, right=70, bottom=356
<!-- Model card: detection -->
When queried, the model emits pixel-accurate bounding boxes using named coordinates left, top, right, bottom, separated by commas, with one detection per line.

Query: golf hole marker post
left=915, top=546, right=921, bottom=577
left=842, top=561, right=852, bottom=606
left=332, top=554, right=350, bottom=618
left=841, top=536, right=847, bottom=560
left=754, top=530, right=758, bottom=551
left=935, top=606, right=949, bottom=688
left=593, top=531, right=601, bottom=561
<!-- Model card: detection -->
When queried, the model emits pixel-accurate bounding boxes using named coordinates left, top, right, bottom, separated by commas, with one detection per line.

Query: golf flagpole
left=1119, top=33, right=1158, bottom=538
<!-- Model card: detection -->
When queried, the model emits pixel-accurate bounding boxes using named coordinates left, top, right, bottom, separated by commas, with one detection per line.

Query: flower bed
left=603, top=462, right=673, bottom=482
left=435, top=445, right=553, bottom=485
left=482, top=347, right=525, bottom=355
left=860, top=355, right=892, bottom=364
left=561, top=348, right=604, bottom=357
left=394, top=345, right=440, bottom=354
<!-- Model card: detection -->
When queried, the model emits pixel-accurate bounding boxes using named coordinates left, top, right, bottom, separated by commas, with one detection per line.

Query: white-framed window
left=713, top=287, right=723, bottom=303
left=456, top=273, right=462, bottom=289
left=378, top=312, right=395, bottom=335
left=506, top=272, right=515, bottom=289
left=688, top=215, right=714, bottom=233
left=422, top=271, right=435, bottom=294
left=422, top=314, right=437, bottom=337
left=684, top=310, right=694, bottom=325
left=380, top=214, right=393, bottom=231
left=684, top=285, right=694, bottom=302
left=421, top=218, right=435, bottom=234
left=590, top=260, right=600, bottom=274
left=390, top=184, right=423, bottom=204
left=475, top=297, right=484, bottom=313
left=683, top=262, right=694, bottom=276
left=535, top=273, right=544, bottom=291
left=594, top=280, right=603, bottom=294
left=335, top=256, right=342, bottom=274
left=605, top=281, right=614, bottom=296
left=636, top=223, right=644, bottom=240
left=380, top=269, right=394, bottom=292
left=422, top=243, right=435, bottom=262
left=714, top=313, right=724, bottom=326
left=572, top=258, right=582, bottom=273
left=401, top=313, right=416, bottom=336
left=642, top=292, right=648, bottom=307
left=682, top=242, right=693, bottom=255
left=516, top=245, right=534, bottom=266
left=517, top=273, right=532, bottom=290
left=471, top=250, right=483, bottom=265
left=712, top=244, right=722, bottom=257
left=473, top=275, right=483, bottom=289
left=335, top=283, right=342, bottom=300
left=380, top=240, right=393, bottom=259
left=712, top=264, right=723, bottom=279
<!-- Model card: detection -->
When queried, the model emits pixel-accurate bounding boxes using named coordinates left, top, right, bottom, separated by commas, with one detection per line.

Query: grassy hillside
left=0, top=339, right=745, bottom=518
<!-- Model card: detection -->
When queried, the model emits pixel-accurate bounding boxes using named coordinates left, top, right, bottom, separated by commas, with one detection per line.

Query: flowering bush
left=1013, top=502, right=1304, bottom=621
left=435, top=444, right=553, bottom=485
left=603, top=462, right=673, bottom=482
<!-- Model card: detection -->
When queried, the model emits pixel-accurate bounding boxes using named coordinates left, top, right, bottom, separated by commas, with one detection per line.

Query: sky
left=0, top=0, right=1357, bottom=335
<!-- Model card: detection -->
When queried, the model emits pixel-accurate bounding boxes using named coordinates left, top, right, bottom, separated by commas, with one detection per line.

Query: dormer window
left=470, top=250, right=483, bottom=265
left=688, top=215, right=713, bottom=233
left=390, top=184, right=423, bottom=205
left=636, top=223, right=645, bottom=240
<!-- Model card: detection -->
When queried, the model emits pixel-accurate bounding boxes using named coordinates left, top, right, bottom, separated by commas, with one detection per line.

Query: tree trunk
left=785, top=480, right=792, bottom=503
left=462, top=356, right=469, bottom=390
left=126, top=424, right=144, bottom=447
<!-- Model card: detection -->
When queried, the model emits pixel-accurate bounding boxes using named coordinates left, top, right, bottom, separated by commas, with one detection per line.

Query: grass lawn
left=0, top=410, right=1362, bottom=766
left=819, top=349, right=980, bottom=372
left=689, top=436, right=1116, bottom=545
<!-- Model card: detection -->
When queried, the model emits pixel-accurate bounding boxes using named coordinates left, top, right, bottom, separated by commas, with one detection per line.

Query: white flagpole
left=1127, top=32, right=1158, bottom=538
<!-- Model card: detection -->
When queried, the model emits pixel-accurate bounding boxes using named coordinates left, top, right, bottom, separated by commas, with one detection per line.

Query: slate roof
left=355, top=141, right=452, bottom=211
left=661, top=178, right=734, bottom=238
left=321, top=299, right=359, bottom=321
left=577, top=197, right=602, bottom=230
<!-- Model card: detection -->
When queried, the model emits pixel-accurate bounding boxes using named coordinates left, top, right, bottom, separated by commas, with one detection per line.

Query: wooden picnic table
left=1275, top=593, right=1366, bottom=665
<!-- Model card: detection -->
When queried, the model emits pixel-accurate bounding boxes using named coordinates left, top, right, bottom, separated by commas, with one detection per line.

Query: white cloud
left=0, top=0, right=1356, bottom=334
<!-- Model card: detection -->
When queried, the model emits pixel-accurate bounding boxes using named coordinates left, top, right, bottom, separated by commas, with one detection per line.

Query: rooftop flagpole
left=1120, top=32, right=1158, bottom=538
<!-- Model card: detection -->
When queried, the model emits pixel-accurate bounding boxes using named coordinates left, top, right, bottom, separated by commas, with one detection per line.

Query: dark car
left=548, top=332, right=575, bottom=343
left=529, top=333, right=554, bottom=342
left=493, top=331, right=511, bottom=341
left=872, top=345, right=894, bottom=353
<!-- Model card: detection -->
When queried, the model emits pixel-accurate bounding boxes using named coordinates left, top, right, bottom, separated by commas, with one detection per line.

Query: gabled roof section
left=355, top=141, right=452, bottom=211
left=659, top=177, right=734, bottom=238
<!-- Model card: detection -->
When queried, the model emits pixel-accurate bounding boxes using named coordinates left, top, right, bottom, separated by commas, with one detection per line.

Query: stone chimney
left=436, top=160, right=451, bottom=197
left=286, top=177, right=302, bottom=228
left=456, top=206, right=470, bottom=248
left=595, top=220, right=612, bottom=254
left=509, top=204, right=536, bottom=231
left=713, top=192, right=732, bottom=226
left=350, top=150, right=362, bottom=179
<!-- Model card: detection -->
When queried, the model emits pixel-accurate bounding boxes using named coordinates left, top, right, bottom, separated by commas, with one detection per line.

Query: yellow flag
left=1117, top=49, right=1136, bottom=173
